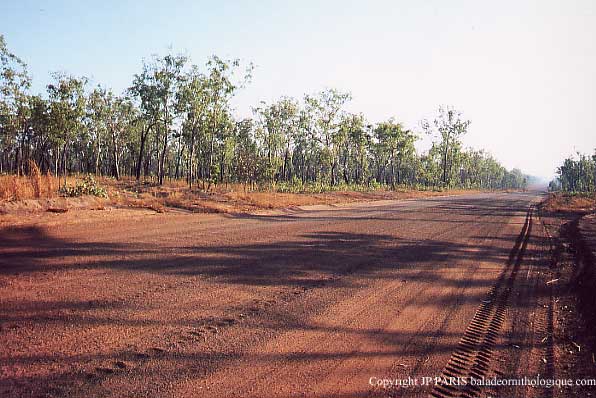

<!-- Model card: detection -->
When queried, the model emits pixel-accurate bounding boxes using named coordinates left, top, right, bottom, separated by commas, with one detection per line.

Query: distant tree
left=0, top=34, right=31, bottom=174
left=304, top=89, right=351, bottom=185
left=423, top=107, right=470, bottom=187
left=556, top=152, right=595, bottom=193
left=548, top=178, right=561, bottom=192
left=254, top=97, right=299, bottom=184
left=46, top=73, right=87, bottom=185
left=177, top=65, right=209, bottom=188
left=372, top=120, right=417, bottom=187
left=0, top=34, right=532, bottom=192
left=129, top=53, right=188, bottom=183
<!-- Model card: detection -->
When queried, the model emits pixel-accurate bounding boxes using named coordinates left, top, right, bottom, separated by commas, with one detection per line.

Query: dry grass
left=100, top=178, right=482, bottom=214
left=542, top=192, right=596, bottom=214
left=1, top=171, right=486, bottom=215
left=0, top=164, right=58, bottom=201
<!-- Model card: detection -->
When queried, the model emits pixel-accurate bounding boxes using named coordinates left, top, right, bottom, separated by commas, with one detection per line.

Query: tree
left=129, top=53, right=188, bottom=183
left=423, top=107, right=470, bottom=187
left=372, top=120, right=417, bottom=187
left=86, top=86, right=109, bottom=175
left=105, top=94, right=137, bottom=180
left=203, top=56, right=250, bottom=186
left=305, top=89, right=351, bottom=185
left=0, top=34, right=31, bottom=174
left=232, top=118, right=259, bottom=187
left=177, top=65, right=209, bottom=188
left=1, top=34, right=532, bottom=193
left=27, top=95, right=52, bottom=172
left=336, top=113, right=368, bottom=184
left=46, top=73, right=87, bottom=185
left=556, top=152, right=596, bottom=193
left=254, top=97, right=299, bottom=184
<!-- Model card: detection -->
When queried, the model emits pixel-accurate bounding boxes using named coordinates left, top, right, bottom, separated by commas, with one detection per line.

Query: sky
left=1, top=0, right=595, bottom=179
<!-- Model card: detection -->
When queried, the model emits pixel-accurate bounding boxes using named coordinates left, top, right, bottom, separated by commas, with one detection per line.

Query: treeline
left=0, top=35, right=528, bottom=191
left=550, top=152, right=596, bottom=193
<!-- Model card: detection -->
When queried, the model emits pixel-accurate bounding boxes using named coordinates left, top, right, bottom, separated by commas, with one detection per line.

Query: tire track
left=430, top=205, right=534, bottom=398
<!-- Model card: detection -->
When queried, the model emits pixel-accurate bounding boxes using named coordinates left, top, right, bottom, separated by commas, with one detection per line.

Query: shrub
left=60, top=175, right=108, bottom=198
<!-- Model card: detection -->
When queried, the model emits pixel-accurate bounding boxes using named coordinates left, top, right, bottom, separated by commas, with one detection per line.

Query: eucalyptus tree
left=232, top=118, right=259, bottom=187
left=304, top=89, right=351, bottom=185
left=214, top=110, right=238, bottom=185
left=391, top=124, right=417, bottom=186
left=420, top=144, right=442, bottom=188
left=556, top=152, right=595, bottom=192
left=336, top=113, right=368, bottom=184
left=423, top=107, right=470, bottom=187
left=46, top=73, right=87, bottom=185
left=129, top=53, right=188, bottom=183
left=371, top=120, right=418, bottom=187
left=593, top=150, right=596, bottom=188
left=290, top=106, right=318, bottom=183
left=27, top=95, right=52, bottom=171
left=0, top=34, right=31, bottom=174
left=177, top=65, right=209, bottom=187
left=202, top=56, right=251, bottom=183
left=506, top=168, right=527, bottom=190
left=347, top=114, right=371, bottom=184
left=276, top=98, right=299, bottom=181
left=105, top=94, right=137, bottom=180
left=254, top=97, right=299, bottom=183
left=129, top=66, right=157, bottom=180
left=463, top=149, right=485, bottom=188
left=153, top=54, right=188, bottom=184
left=86, top=86, right=109, bottom=174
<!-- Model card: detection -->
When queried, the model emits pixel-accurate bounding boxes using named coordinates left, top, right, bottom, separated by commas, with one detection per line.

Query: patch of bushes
left=270, top=180, right=446, bottom=194
left=60, top=175, right=108, bottom=198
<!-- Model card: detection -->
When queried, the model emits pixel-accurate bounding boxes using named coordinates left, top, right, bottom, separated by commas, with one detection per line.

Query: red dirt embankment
left=537, top=193, right=596, bottom=397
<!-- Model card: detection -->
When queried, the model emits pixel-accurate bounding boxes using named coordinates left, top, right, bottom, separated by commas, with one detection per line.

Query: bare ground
left=1, top=191, right=595, bottom=397
left=536, top=197, right=596, bottom=398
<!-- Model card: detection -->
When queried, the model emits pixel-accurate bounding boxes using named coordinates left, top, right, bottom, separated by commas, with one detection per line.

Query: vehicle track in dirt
left=431, top=206, right=534, bottom=398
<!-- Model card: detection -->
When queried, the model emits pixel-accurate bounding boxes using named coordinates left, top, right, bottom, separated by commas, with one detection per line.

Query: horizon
left=2, top=0, right=595, bottom=179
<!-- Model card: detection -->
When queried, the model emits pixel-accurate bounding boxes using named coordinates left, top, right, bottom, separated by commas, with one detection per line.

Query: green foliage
left=0, top=35, right=530, bottom=193
left=552, top=151, right=596, bottom=193
left=274, top=181, right=377, bottom=194
left=422, top=107, right=471, bottom=186
left=60, top=175, right=107, bottom=198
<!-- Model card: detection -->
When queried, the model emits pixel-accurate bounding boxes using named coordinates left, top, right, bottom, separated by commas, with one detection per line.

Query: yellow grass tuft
left=0, top=162, right=59, bottom=201
left=44, top=172, right=56, bottom=198
left=28, top=160, right=42, bottom=198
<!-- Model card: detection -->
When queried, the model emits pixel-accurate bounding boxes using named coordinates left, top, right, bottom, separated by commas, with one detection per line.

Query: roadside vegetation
left=542, top=192, right=596, bottom=214
left=539, top=151, right=596, bottom=392
left=1, top=35, right=528, bottom=208
left=547, top=151, right=596, bottom=211
left=550, top=151, right=596, bottom=194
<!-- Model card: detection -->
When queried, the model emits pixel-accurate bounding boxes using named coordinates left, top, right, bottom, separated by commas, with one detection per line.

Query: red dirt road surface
left=1, top=192, right=565, bottom=397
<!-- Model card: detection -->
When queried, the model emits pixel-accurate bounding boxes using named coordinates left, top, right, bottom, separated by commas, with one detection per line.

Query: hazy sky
left=1, top=0, right=595, bottom=179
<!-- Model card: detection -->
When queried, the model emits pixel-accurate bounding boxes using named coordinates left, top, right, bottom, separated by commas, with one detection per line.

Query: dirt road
left=1, top=191, right=559, bottom=397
